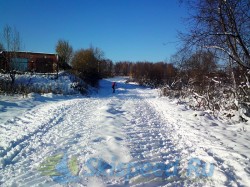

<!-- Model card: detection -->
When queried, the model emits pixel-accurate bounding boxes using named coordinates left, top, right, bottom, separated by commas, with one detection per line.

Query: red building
left=0, top=51, right=59, bottom=73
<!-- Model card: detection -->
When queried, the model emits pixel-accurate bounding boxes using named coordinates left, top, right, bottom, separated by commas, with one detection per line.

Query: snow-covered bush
left=160, top=71, right=250, bottom=122
left=0, top=71, right=88, bottom=95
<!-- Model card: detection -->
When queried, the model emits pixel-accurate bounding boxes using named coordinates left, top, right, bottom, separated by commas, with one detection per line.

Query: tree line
left=113, top=61, right=176, bottom=88
left=55, top=41, right=177, bottom=88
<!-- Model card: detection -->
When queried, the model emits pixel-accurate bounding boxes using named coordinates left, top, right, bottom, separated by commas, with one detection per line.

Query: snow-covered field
left=0, top=77, right=249, bottom=186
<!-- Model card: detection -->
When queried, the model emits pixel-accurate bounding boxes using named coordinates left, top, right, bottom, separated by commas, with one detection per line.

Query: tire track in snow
left=146, top=95, right=250, bottom=186
left=0, top=101, right=72, bottom=169
left=0, top=98, right=103, bottom=186
left=115, top=98, right=186, bottom=186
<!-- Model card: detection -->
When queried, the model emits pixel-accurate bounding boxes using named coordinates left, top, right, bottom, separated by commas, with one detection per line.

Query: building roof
left=0, top=51, right=58, bottom=56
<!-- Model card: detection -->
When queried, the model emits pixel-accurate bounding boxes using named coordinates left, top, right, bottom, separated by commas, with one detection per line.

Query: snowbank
left=0, top=71, right=88, bottom=95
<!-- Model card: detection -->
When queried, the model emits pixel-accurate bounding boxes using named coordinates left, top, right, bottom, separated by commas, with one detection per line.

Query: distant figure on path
left=112, top=82, right=116, bottom=93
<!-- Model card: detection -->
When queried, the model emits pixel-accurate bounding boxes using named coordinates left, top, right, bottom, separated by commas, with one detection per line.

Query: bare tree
left=180, top=0, right=250, bottom=70
left=99, top=58, right=113, bottom=78
left=71, top=48, right=100, bottom=86
left=55, top=39, right=73, bottom=69
left=91, top=46, right=104, bottom=61
left=0, top=42, right=4, bottom=51
left=2, top=25, right=22, bottom=84
left=178, top=1, right=250, bottom=119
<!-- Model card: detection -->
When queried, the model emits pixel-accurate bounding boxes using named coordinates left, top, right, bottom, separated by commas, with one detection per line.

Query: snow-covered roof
left=1, top=50, right=57, bottom=55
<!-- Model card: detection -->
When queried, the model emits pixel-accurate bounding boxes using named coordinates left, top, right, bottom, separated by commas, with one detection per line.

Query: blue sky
left=0, top=0, right=188, bottom=62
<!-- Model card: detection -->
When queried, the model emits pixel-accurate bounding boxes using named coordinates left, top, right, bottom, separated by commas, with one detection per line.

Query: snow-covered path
left=0, top=78, right=250, bottom=186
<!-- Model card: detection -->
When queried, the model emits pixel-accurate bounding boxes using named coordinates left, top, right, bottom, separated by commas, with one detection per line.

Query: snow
left=0, top=77, right=250, bottom=186
left=0, top=71, right=88, bottom=95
